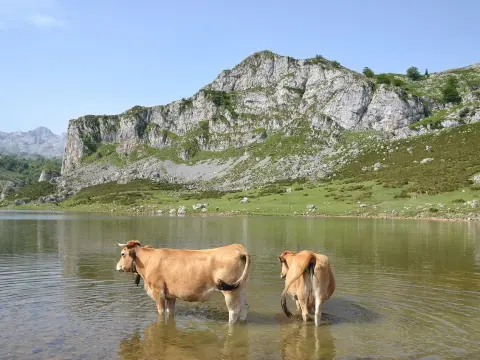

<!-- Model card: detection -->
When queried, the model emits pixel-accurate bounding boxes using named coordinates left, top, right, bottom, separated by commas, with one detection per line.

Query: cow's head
left=278, top=250, right=296, bottom=279
left=116, top=240, right=142, bottom=272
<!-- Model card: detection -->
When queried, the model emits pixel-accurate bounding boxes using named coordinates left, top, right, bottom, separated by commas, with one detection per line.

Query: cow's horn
left=117, top=242, right=127, bottom=247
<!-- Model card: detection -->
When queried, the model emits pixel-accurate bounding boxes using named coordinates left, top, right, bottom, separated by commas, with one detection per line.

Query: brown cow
left=278, top=250, right=335, bottom=326
left=116, top=240, right=251, bottom=324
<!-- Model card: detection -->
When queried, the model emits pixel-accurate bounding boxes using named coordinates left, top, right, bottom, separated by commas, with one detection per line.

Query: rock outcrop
left=0, top=180, right=23, bottom=201
left=57, top=51, right=480, bottom=191
left=61, top=52, right=435, bottom=175
left=38, top=169, right=58, bottom=182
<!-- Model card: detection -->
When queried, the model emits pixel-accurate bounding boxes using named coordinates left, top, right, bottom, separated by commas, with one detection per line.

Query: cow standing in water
left=116, top=240, right=251, bottom=324
left=278, top=250, right=335, bottom=326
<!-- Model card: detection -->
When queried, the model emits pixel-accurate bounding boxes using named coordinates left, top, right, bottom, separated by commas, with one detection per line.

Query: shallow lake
left=0, top=210, right=479, bottom=359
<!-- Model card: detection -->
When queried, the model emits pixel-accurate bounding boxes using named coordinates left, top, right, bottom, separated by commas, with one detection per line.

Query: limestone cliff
left=59, top=51, right=480, bottom=191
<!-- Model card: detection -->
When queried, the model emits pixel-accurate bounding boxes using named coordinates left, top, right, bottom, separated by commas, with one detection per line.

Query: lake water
left=0, top=210, right=479, bottom=360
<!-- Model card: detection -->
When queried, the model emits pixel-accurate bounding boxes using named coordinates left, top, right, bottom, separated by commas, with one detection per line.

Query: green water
left=0, top=210, right=479, bottom=359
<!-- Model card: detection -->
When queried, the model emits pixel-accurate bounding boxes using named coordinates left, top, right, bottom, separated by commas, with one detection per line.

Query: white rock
left=177, top=206, right=186, bottom=214
left=420, top=158, right=434, bottom=164
left=471, top=174, right=480, bottom=184
left=373, top=162, right=383, bottom=171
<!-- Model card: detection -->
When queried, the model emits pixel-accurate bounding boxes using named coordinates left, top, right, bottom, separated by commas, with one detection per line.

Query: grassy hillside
left=0, top=155, right=61, bottom=184
left=0, top=155, right=61, bottom=204
left=12, top=122, right=479, bottom=220
left=403, top=65, right=480, bottom=102
left=338, top=122, right=480, bottom=195
left=367, top=63, right=480, bottom=102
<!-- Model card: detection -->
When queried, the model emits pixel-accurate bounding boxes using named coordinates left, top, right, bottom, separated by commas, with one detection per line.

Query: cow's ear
left=128, top=249, right=137, bottom=260
left=278, top=256, right=283, bottom=263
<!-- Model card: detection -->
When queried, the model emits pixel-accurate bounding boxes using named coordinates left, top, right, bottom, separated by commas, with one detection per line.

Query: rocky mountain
left=58, top=51, right=480, bottom=192
left=0, top=127, right=67, bottom=158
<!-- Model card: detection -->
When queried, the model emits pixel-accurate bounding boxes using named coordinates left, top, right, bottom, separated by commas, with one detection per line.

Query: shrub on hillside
left=392, top=78, right=404, bottom=87
left=442, top=76, right=462, bottom=104
left=363, top=67, right=375, bottom=78
left=6, top=182, right=57, bottom=201
left=376, top=74, right=391, bottom=85
left=406, top=66, right=421, bottom=80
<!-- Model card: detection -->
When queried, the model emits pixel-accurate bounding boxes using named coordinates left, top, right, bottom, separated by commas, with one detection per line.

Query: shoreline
left=2, top=204, right=479, bottom=223
left=200, top=212, right=480, bottom=222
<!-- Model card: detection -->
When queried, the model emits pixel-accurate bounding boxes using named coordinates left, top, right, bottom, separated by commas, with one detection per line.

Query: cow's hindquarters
left=312, top=263, right=332, bottom=326
left=297, top=273, right=313, bottom=322
left=220, top=250, right=251, bottom=324
left=222, top=282, right=248, bottom=324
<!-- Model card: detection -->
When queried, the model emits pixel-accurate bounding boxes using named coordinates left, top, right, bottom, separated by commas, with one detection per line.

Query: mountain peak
left=0, top=126, right=66, bottom=158
left=31, top=126, right=54, bottom=136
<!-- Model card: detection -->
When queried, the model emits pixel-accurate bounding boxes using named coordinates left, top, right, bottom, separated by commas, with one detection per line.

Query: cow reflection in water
left=118, top=318, right=249, bottom=360
left=279, top=320, right=336, bottom=360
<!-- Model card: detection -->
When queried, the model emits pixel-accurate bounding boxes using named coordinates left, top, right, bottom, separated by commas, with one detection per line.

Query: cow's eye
left=121, top=252, right=125, bottom=257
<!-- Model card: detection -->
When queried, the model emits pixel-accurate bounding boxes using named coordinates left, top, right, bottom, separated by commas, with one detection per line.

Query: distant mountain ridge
left=0, top=126, right=67, bottom=158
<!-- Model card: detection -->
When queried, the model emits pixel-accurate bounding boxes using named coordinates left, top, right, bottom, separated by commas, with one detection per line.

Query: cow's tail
left=216, top=250, right=251, bottom=292
left=281, top=251, right=316, bottom=318
left=326, top=262, right=336, bottom=300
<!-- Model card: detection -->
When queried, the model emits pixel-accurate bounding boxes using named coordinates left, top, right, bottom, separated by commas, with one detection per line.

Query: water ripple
left=1, top=212, right=479, bottom=360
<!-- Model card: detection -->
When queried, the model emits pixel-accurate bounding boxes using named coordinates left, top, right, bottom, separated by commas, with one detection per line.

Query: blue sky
left=0, top=0, right=478, bottom=134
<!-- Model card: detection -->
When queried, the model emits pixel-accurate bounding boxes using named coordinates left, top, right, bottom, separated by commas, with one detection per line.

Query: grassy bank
left=7, top=178, right=479, bottom=221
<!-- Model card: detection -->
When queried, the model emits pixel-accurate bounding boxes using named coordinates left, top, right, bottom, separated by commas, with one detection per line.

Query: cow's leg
left=314, top=296, right=326, bottom=326
left=308, top=294, right=315, bottom=314
left=239, top=287, right=248, bottom=322
left=313, top=267, right=329, bottom=326
left=223, top=291, right=241, bottom=324
left=166, top=298, right=176, bottom=317
left=296, top=291, right=310, bottom=322
left=156, top=294, right=166, bottom=316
